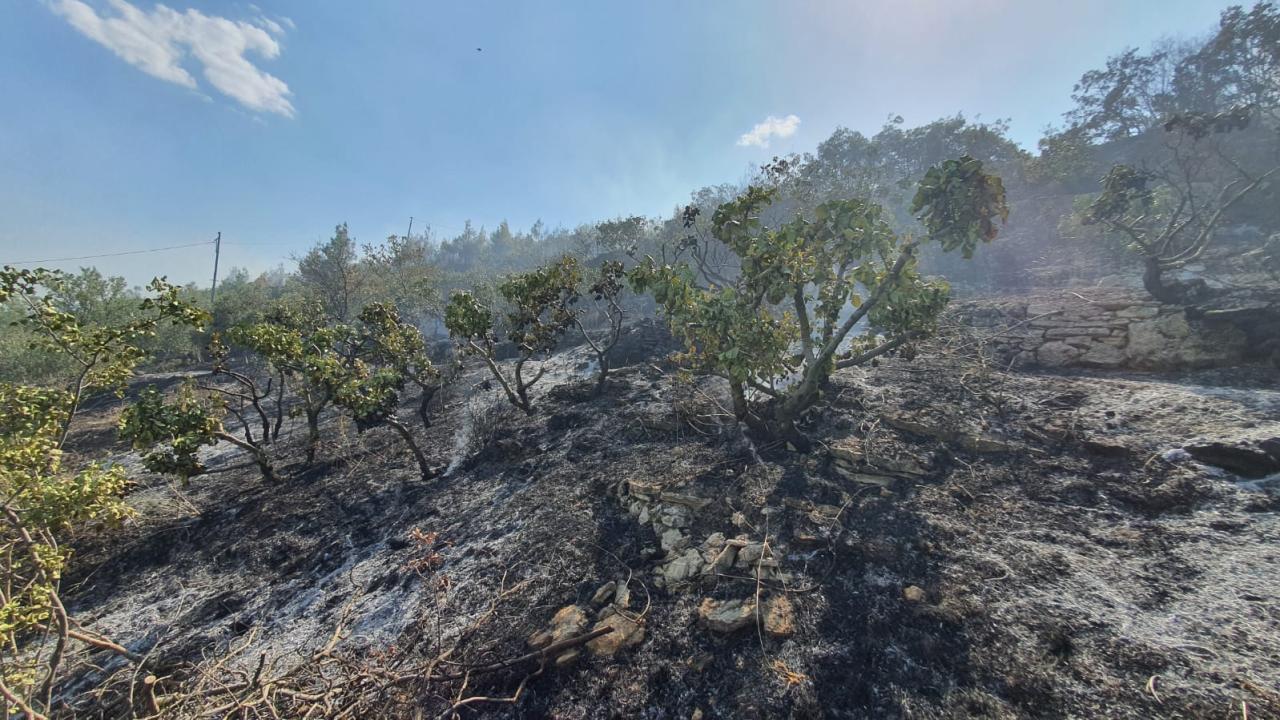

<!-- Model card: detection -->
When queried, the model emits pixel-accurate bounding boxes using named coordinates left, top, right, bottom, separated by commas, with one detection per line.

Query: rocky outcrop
left=954, top=289, right=1249, bottom=370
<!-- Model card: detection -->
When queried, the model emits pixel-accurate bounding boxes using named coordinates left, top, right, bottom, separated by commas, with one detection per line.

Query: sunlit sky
left=0, top=0, right=1237, bottom=285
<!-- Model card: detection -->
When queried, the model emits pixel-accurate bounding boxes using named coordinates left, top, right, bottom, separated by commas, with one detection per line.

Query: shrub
left=445, top=256, right=582, bottom=413
left=630, top=156, right=1007, bottom=448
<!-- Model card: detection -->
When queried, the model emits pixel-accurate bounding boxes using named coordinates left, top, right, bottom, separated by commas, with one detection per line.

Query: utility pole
left=209, top=232, right=222, bottom=307
left=406, top=216, right=414, bottom=240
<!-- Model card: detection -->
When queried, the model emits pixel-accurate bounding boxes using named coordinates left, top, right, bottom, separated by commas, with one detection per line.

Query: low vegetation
left=0, top=3, right=1277, bottom=716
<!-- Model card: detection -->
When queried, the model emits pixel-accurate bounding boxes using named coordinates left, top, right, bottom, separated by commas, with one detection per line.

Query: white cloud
left=50, top=0, right=295, bottom=117
left=736, top=114, right=801, bottom=148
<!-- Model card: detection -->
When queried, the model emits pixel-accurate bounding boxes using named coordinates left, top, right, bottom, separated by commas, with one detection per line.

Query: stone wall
left=953, top=288, right=1249, bottom=370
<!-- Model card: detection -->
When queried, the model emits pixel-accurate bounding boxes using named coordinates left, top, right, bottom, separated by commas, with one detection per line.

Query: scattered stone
left=626, top=479, right=663, bottom=501
left=586, top=613, right=644, bottom=656
left=613, top=582, right=632, bottom=610
left=591, top=582, right=615, bottom=606
left=702, top=532, right=726, bottom=550
left=731, top=511, right=748, bottom=528
left=706, top=544, right=739, bottom=574
left=832, top=467, right=896, bottom=487
left=662, top=549, right=704, bottom=584
left=1184, top=440, right=1280, bottom=478
left=660, top=528, right=688, bottom=553
left=736, top=542, right=766, bottom=567
left=660, top=491, right=712, bottom=511
left=1037, top=341, right=1083, bottom=367
left=698, top=598, right=755, bottom=633
left=903, top=585, right=926, bottom=602
left=530, top=605, right=590, bottom=664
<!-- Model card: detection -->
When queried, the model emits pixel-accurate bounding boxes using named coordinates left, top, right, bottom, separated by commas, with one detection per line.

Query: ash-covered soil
left=56, top=329, right=1280, bottom=719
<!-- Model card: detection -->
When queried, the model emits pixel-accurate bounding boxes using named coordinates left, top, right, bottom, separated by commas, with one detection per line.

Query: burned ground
left=55, top=331, right=1280, bottom=719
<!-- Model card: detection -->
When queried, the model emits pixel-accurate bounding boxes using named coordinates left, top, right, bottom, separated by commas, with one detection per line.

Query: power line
left=4, top=240, right=215, bottom=266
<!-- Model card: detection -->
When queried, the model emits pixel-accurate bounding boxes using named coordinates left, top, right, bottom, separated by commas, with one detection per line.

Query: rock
left=662, top=549, right=704, bottom=584
left=660, top=528, right=687, bottom=553
left=736, top=542, right=766, bottom=567
left=1184, top=441, right=1280, bottom=478
left=829, top=437, right=866, bottom=464
left=1044, top=326, right=1117, bottom=339
left=586, top=613, right=644, bottom=656
left=702, top=532, right=726, bottom=550
left=1083, top=437, right=1132, bottom=458
left=626, top=479, right=663, bottom=501
left=660, top=492, right=712, bottom=511
left=832, top=466, right=896, bottom=487
left=591, top=582, right=615, bottom=606
left=903, top=585, right=926, bottom=602
left=1115, top=306, right=1159, bottom=319
left=613, top=582, right=632, bottom=610
left=658, top=505, right=693, bottom=529
left=1037, top=341, right=1083, bottom=367
left=1079, top=341, right=1125, bottom=368
left=530, top=604, right=590, bottom=661
left=879, top=413, right=943, bottom=438
left=730, top=511, right=748, bottom=528
left=763, top=596, right=795, bottom=637
left=707, top=544, right=738, bottom=574
left=698, top=598, right=755, bottom=633
left=636, top=507, right=650, bottom=524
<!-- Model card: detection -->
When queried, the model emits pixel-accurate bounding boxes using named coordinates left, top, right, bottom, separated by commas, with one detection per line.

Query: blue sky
left=0, top=0, right=1237, bottom=285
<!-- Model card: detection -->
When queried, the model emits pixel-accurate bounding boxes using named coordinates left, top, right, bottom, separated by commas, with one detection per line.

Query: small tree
left=445, top=257, right=582, bottom=413
left=311, top=305, right=440, bottom=482
left=1083, top=107, right=1280, bottom=305
left=574, top=261, right=626, bottom=394
left=119, top=380, right=278, bottom=483
left=356, top=303, right=451, bottom=428
left=0, top=268, right=206, bottom=716
left=229, top=302, right=339, bottom=465
left=0, top=268, right=209, bottom=447
left=630, top=156, right=1007, bottom=448
left=295, top=223, right=367, bottom=322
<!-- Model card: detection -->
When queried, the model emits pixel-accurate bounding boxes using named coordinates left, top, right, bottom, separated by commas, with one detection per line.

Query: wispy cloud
left=736, top=114, right=800, bottom=148
left=50, top=0, right=296, bottom=117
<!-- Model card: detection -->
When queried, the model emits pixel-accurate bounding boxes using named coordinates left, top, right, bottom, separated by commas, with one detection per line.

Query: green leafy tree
left=229, top=302, right=340, bottom=465
left=0, top=268, right=206, bottom=717
left=0, top=268, right=209, bottom=448
left=630, top=157, right=1008, bottom=448
left=296, top=223, right=368, bottom=322
left=304, top=305, right=441, bottom=482
left=119, top=378, right=278, bottom=483
left=445, top=257, right=582, bottom=413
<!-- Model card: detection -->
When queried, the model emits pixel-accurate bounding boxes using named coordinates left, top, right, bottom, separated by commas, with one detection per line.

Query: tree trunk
left=1143, top=258, right=1185, bottom=305
left=387, top=417, right=434, bottom=481
left=272, top=372, right=286, bottom=441
left=305, top=406, right=322, bottom=466
left=594, top=354, right=610, bottom=396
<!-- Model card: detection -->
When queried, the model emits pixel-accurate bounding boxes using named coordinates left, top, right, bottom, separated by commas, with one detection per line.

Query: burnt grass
left=56, top=332, right=1280, bottom=719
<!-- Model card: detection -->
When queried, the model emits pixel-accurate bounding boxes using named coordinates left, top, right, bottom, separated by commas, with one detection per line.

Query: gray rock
left=662, top=549, right=704, bottom=584
left=1037, top=341, right=1083, bottom=366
